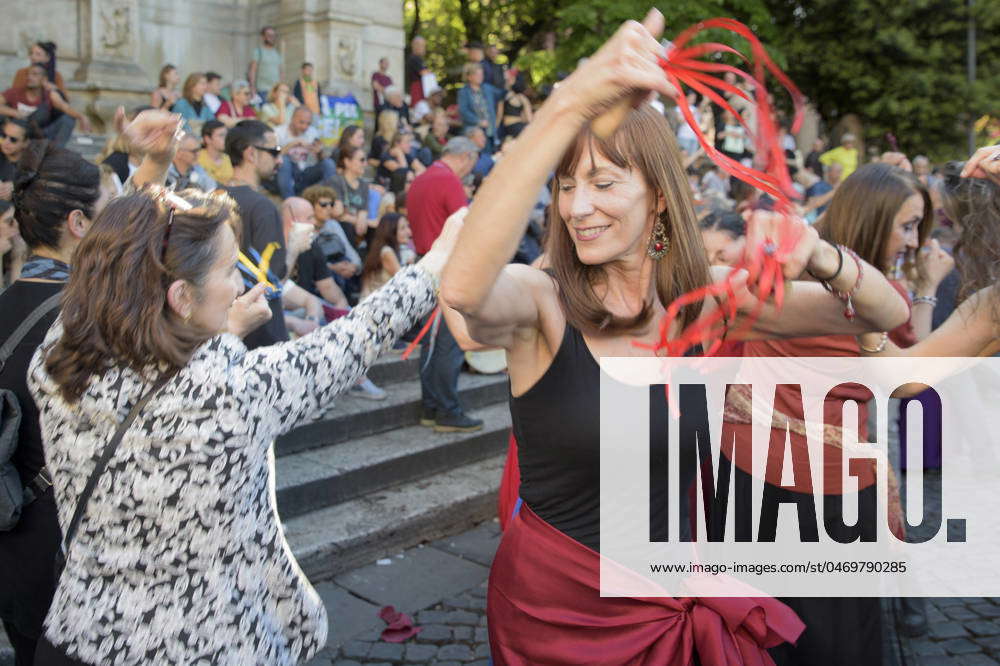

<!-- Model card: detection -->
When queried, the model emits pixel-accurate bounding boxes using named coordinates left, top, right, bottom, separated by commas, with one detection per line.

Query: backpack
left=0, top=292, right=61, bottom=530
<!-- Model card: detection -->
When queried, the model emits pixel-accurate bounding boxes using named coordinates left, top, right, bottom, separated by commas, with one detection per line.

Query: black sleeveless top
left=511, top=324, right=672, bottom=551
left=502, top=95, right=524, bottom=119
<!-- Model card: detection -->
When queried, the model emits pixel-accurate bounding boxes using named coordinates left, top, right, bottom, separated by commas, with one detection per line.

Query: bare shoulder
left=504, top=262, right=558, bottom=296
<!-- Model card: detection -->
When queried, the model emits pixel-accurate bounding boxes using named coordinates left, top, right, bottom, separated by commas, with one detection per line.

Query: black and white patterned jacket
left=28, top=266, right=437, bottom=665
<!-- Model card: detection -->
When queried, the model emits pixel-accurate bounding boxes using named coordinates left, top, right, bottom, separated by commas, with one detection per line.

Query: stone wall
left=2, top=0, right=403, bottom=132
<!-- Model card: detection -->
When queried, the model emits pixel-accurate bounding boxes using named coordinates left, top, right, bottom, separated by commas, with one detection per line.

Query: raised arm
left=441, top=12, right=673, bottom=347
left=245, top=217, right=460, bottom=436
left=117, top=108, right=183, bottom=189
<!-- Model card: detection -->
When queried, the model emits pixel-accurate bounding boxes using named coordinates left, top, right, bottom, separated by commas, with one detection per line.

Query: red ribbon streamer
left=401, top=306, right=439, bottom=360
left=645, top=18, right=806, bottom=358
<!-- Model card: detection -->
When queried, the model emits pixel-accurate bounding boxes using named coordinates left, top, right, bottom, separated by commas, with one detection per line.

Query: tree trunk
left=459, top=0, right=480, bottom=43
left=407, top=0, right=422, bottom=46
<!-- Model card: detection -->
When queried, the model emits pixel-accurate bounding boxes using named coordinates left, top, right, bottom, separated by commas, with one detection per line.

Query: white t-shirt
left=275, top=124, right=320, bottom=166
left=203, top=92, right=222, bottom=114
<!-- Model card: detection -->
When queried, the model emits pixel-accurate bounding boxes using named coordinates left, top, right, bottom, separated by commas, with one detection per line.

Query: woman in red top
left=732, top=162, right=948, bottom=665
left=442, top=11, right=909, bottom=664
left=857, top=147, right=1000, bottom=361
left=215, top=80, right=258, bottom=128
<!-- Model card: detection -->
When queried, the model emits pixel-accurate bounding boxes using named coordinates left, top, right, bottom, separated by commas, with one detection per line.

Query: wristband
left=806, top=242, right=844, bottom=283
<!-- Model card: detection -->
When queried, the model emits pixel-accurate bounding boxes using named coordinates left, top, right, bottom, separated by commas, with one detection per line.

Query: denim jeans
left=420, top=315, right=466, bottom=418
left=42, top=114, right=76, bottom=148
left=277, top=158, right=336, bottom=199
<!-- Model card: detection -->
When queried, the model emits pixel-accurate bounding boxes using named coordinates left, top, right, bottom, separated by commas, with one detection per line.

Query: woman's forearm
left=442, top=94, right=583, bottom=312
left=909, top=300, right=934, bottom=341
left=859, top=288, right=997, bottom=357
left=812, top=242, right=910, bottom=332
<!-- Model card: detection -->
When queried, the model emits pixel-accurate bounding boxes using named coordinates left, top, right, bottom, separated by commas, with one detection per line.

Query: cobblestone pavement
left=303, top=521, right=500, bottom=666
left=5, top=466, right=998, bottom=665
left=321, top=585, right=492, bottom=666
left=893, top=466, right=1000, bottom=665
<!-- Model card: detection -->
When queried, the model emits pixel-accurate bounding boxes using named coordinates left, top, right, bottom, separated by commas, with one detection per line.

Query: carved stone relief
left=96, top=0, right=135, bottom=59
left=337, top=37, right=358, bottom=78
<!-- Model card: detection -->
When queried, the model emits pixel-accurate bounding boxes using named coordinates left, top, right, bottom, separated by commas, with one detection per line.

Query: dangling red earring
left=647, top=215, right=670, bottom=259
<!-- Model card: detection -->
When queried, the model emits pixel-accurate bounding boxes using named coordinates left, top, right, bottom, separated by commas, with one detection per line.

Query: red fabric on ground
left=378, top=605, right=422, bottom=643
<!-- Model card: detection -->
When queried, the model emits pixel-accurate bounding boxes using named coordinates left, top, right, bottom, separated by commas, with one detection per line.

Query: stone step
left=365, top=350, right=420, bottom=386
left=276, top=372, right=509, bottom=457
left=66, top=133, right=106, bottom=163
left=276, top=402, right=511, bottom=519
left=285, top=454, right=505, bottom=582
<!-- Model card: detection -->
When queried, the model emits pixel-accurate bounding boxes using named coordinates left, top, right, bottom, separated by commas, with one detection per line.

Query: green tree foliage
left=404, top=0, right=562, bottom=89
left=552, top=0, right=779, bottom=72
left=765, top=0, right=1000, bottom=161
left=405, top=0, right=999, bottom=159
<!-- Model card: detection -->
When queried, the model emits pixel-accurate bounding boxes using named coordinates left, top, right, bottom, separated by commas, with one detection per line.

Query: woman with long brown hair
left=441, top=10, right=909, bottom=663
left=857, top=147, right=1000, bottom=359
left=26, top=183, right=459, bottom=664
left=361, top=212, right=413, bottom=299
left=725, top=164, right=951, bottom=664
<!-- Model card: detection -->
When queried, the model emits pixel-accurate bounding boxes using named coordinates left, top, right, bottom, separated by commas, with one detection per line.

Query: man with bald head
left=280, top=196, right=348, bottom=309
left=276, top=106, right=336, bottom=198
left=166, top=133, right=216, bottom=191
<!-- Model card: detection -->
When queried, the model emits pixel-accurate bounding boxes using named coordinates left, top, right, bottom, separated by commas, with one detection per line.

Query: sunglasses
left=1, top=132, right=22, bottom=143
left=254, top=144, right=281, bottom=157
left=317, top=201, right=334, bottom=208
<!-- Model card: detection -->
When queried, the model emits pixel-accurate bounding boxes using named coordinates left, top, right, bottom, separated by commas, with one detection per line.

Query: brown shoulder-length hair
left=814, top=162, right=932, bottom=274
left=158, top=64, right=177, bottom=89
left=45, top=187, right=241, bottom=403
left=546, top=104, right=710, bottom=335
left=182, top=72, right=206, bottom=102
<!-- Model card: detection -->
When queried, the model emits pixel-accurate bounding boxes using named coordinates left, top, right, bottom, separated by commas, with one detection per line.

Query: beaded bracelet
left=859, top=331, right=889, bottom=354
left=912, top=295, right=938, bottom=307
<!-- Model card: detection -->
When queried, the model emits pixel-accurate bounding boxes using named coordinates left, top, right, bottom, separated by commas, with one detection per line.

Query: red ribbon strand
left=646, top=18, right=806, bottom=357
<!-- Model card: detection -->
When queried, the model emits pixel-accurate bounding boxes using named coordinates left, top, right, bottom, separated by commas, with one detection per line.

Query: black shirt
left=0, top=279, right=63, bottom=636
left=369, top=135, right=389, bottom=162
left=0, top=280, right=62, bottom=483
left=223, top=185, right=289, bottom=349
left=0, top=153, right=15, bottom=183
left=295, top=239, right=333, bottom=298
left=405, top=53, right=425, bottom=89
left=102, top=151, right=131, bottom=185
